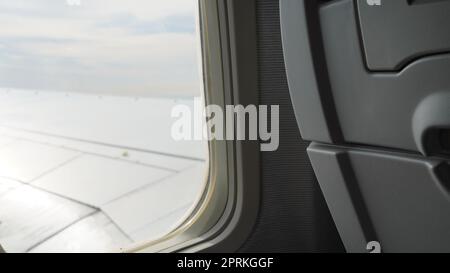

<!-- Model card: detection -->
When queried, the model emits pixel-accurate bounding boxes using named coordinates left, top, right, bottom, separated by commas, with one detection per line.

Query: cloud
left=0, top=0, right=201, bottom=97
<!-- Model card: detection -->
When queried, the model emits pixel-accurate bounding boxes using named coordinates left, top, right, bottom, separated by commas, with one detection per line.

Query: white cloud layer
left=0, top=0, right=201, bottom=97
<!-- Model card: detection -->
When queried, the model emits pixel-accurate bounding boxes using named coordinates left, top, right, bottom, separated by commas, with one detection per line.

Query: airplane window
left=0, top=0, right=207, bottom=253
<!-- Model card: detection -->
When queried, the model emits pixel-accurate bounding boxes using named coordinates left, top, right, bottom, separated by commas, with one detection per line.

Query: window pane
left=0, top=0, right=207, bottom=253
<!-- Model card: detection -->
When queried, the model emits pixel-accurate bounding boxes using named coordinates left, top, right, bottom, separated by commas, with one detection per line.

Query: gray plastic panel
left=280, top=0, right=342, bottom=143
left=307, top=147, right=369, bottom=253
left=357, top=0, right=450, bottom=71
left=281, top=0, right=450, bottom=153
left=308, top=143, right=450, bottom=253
left=318, top=0, right=450, bottom=153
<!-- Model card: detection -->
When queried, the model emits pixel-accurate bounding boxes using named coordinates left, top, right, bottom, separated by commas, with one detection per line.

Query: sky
left=0, top=0, right=201, bottom=97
